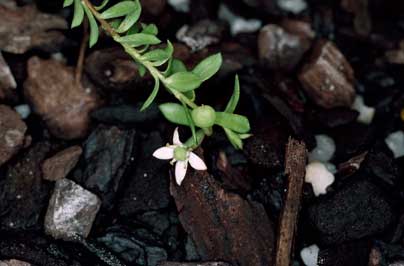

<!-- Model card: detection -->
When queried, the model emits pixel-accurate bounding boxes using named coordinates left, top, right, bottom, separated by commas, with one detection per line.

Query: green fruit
left=174, top=146, right=188, bottom=161
left=191, top=105, right=216, bottom=128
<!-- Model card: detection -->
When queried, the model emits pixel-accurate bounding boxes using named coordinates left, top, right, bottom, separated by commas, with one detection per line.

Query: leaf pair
left=221, top=75, right=251, bottom=149
left=100, top=0, right=142, bottom=33
left=163, top=53, right=222, bottom=93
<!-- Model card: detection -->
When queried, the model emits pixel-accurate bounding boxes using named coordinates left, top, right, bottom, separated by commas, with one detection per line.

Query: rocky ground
left=0, top=0, right=404, bottom=265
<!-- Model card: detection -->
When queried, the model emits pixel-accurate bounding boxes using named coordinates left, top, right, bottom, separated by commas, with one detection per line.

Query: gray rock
left=0, top=260, right=31, bottom=266
left=45, top=179, right=101, bottom=241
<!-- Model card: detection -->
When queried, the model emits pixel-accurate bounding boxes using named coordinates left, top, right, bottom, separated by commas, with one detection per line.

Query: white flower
left=153, top=127, right=207, bottom=185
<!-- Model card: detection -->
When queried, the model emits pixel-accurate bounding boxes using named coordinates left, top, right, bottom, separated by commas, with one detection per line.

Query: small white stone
left=352, top=95, right=375, bottom=125
left=385, top=131, right=404, bottom=158
left=219, top=4, right=262, bottom=36
left=168, top=0, right=190, bottom=12
left=14, top=104, right=31, bottom=119
left=300, top=244, right=320, bottom=266
left=305, top=162, right=335, bottom=197
left=51, top=53, right=67, bottom=64
left=277, top=0, right=307, bottom=14
left=309, top=135, right=336, bottom=163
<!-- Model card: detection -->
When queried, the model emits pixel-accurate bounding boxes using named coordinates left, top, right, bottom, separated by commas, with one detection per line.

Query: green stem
left=81, top=0, right=198, bottom=110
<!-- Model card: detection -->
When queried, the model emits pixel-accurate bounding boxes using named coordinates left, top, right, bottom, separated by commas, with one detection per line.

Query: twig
left=275, top=137, right=307, bottom=266
left=75, top=19, right=89, bottom=85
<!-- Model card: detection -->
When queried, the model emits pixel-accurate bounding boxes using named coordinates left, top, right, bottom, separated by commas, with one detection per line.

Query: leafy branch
left=64, top=0, right=251, bottom=150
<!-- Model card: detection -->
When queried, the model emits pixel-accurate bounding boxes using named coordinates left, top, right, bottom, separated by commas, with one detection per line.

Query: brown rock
left=42, top=146, right=82, bottom=181
left=170, top=167, right=275, bottom=266
left=280, top=19, right=316, bottom=40
left=298, top=40, right=356, bottom=109
left=158, top=263, right=231, bottom=266
left=0, top=52, right=16, bottom=100
left=85, top=47, right=149, bottom=91
left=258, top=24, right=311, bottom=71
left=0, top=105, right=27, bottom=167
left=24, top=57, right=103, bottom=139
left=0, top=260, right=31, bottom=266
left=0, top=4, right=67, bottom=54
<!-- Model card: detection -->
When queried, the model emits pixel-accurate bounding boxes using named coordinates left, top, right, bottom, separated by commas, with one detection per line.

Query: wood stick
left=275, top=137, right=307, bottom=266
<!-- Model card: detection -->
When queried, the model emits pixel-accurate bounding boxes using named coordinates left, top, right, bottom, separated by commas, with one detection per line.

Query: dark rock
left=309, top=107, right=359, bottom=128
left=0, top=105, right=27, bottom=167
left=140, top=0, right=166, bottom=16
left=77, top=125, right=136, bottom=210
left=0, top=232, right=81, bottom=266
left=42, top=146, right=82, bottom=181
left=298, top=40, right=356, bottom=109
left=307, top=180, right=396, bottom=245
left=44, top=178, right=101, bottom=241
left=0, top=4, right=67, bottom=54
left=280, top=19, right=316, bottom=40
left=341, top=0, right=371, bottom=36
left=258, top=24, right=311, bottom=71
left=24, top=57, right=103, bottom=139
left=118, top=131, right=170, bottom=216
left=170, top=168, right=275, bottom=266
left=158, top=262, right=232, bottom=266
left=85, top=47, right=146, bottom=91
left=317, top=240, right=371, bottom=266
left=176, top=20, right=226, bottom=52
left=97, top=225, right=168, bottom=266
left=91, top=103, right=160, bottom=125
left=0, top=142, right=51, bottom=230
left=0, top=52, right=16, bottom=100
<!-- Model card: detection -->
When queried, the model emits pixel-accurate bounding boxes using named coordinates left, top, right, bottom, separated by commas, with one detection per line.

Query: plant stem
left=81, top=0, right=198, bottom=110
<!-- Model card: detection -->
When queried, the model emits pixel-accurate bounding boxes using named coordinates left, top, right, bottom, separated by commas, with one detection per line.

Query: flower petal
left=153, top=147, right=174, bottom=160
left=173, top=127, right=183, bottom=146
left=189, top=152, right=207, bottom=170
left=175, top=160, right=188, bottom=185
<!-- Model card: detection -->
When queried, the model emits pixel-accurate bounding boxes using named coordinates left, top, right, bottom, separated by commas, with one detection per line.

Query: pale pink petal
left=175, top=160, right=188, bottom=185
left=153, top=147, right=174, bottom=160
left=173, top=127, right=183, bottom=146
left=189, top=152, right=207, bottom=170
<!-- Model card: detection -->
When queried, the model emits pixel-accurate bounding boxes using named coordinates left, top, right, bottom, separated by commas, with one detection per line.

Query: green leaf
left=164, top=58, right=187, bottom=76
left=192, top=53, right=222, bottom=82
left=140, top=74, right=159, bottom=111
left=71, top=0, right=84, bottom=28
left=183, top=90, right=195, bottom=101
left=159, top=103, right=190, bottom=126
left=63, top=0, right=74, bottom=8
left=116, top=0, right=141, bottom=33
left=142, top=41, right=173, bottom=66
left=225, top=75, right=240, bottom=113
left=215, top=112, right=250, bottom=133
left=100, top=1, right=137, bottom=19
left=82, top=4, right=99, bottom=47
left=117, top=33, right=161, bottom=47
left=224, top=128, right=243, bottom=149
left=95, top=0, right=109, bottom=10
left=126, top=23, right=140, bottom=35
left=109, top=18, right=122, bottom=29
left=141, top=23, right=158, bottom=35
left=137, top=63, right=146, bottom=77
left=165, top=72, right=202, bottom=92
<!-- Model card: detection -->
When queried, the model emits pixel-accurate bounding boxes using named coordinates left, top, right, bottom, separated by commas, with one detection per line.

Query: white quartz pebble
left=277, top=0, right=308, bottom=14
left=309, top=135, right=336, bottom=163
left=218, top=4, right=262, bottom=36
left=300, top=244, right=319, bottom=266
left=14, top=104, right=31, bottom=119
left=352, top=95, right=376, bottom=125
left=385, top=131, right=404, bottom=158
left=168, top=0, right=190, bottom=13
left=305, top=162, right=335, bottom=196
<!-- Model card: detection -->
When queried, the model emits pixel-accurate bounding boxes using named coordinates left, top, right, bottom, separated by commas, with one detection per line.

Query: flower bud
left=191, top=105, right=216, bottom=128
